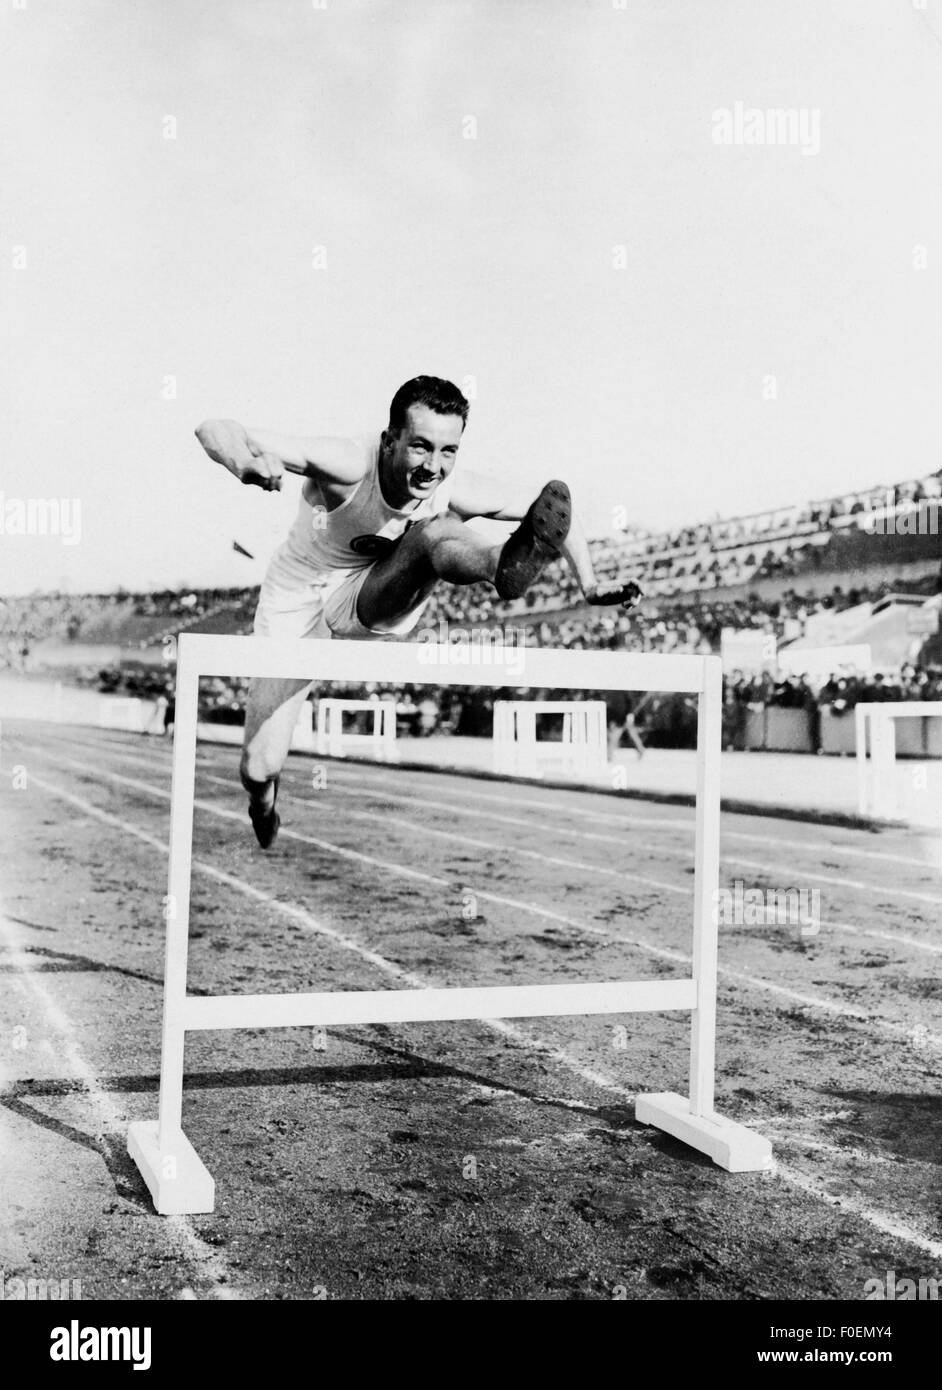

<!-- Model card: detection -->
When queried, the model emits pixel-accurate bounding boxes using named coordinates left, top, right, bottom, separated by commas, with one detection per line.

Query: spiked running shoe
left=494, top=480, right=572, bottom=601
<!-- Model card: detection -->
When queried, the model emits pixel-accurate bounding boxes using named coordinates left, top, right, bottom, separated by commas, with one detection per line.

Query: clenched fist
left=195, top=419, right=284, bottom=492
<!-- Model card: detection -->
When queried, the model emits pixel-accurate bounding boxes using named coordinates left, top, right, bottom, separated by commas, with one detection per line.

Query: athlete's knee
left=412, top=513, right=464, bottom=553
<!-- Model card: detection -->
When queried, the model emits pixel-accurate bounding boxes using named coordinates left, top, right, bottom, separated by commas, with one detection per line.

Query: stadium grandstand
left=3, top=471, right=940, bottom=747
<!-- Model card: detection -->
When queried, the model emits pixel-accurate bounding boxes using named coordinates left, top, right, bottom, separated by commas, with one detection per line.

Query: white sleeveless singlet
left=281, top=434, right=454, bottom=575
left=255, top=434, right=456, bottom=640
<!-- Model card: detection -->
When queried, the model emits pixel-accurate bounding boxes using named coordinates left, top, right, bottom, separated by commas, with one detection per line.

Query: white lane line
left=326, top=764, right=942, bottom=880
left=321, top=787, right=942, bottom=929
left=723, top=854, right=942, bottom=908
left=322, top=757, right=942, bottom=871
left=773, top=1135, right=897, bottom=1165
left=219, top=770, right=942, bottom=976
left=22, top=769, right=636, bottom=1106
left=718, top=827, right=941, bottom=872
left=21, top=765, right=942, bottom=1262
left=308, top=796, right=688, bottom=898
left=37, top=725, right=942, bottom=872
left=301, top=778, right=942, bottom=945
left=24, top=745, right=942, bottom=1045
left=0, top=900, right=241, bottom=1300
left=57, top=739, right=942, bottom=940
left=761, top=1111, right=856, bottom=1126
left=52, top=736, right=942, bottom=958
left=773, top=1164, right=942, bottom=1262
left=333, top=782, right=681, bottom=851
left=43, top=751, right=685, bottom=954
left=830, top=920, right=942, bottom=957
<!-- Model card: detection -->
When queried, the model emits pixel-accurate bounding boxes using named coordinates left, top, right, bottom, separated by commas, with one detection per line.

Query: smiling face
left=379, top=404, right=464, bottom=508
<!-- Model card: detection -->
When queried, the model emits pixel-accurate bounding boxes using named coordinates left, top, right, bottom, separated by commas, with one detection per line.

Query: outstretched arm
left=195, top=419, right=365, bottom=492
left=449, top=471, right=640, bottom=604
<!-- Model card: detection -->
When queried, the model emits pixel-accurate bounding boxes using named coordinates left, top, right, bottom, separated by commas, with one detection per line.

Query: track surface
left=1, top=720, right=940, bottom=1300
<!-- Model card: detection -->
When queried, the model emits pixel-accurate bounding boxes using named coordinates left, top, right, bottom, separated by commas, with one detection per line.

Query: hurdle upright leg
left=128, top=651, right=215, bottom=1213
left=635, top=658, right=772, bottom=1171
left=872, top=713, right=898, bottom=819
left=855, top=704, right=868, bottom=815
left=689, top=657, right=721, bottom=1115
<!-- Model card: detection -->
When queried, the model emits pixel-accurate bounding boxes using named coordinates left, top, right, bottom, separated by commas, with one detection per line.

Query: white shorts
left=253, top=546, right=433, bottom=642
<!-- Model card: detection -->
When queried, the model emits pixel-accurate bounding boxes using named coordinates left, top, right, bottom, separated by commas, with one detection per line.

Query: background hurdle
left=315, top=696, right=398, bottom=762
left=128, top=634, right=772, bottom=1215
left=855, top=699, right=942, bottom=819
left=493, top=699, right=609, bottom=780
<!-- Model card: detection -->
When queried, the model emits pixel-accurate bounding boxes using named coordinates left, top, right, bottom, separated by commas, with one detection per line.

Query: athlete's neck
left=378, top=449, right=420, bottom=512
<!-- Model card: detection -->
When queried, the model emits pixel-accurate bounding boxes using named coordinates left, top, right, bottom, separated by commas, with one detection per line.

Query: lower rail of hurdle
left=129, top=634, right=772, bottom=1215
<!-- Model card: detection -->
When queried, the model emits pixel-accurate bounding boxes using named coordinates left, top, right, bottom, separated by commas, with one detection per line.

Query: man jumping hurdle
left=196, top=375, right=639, bottom=847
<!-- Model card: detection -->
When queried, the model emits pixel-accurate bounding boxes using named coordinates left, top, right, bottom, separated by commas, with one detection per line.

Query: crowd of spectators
left=0, top=586, right=258, bottom=655
left=725, top=663, right=942, bottom=714
left=574, top=471, right=942, bottom=604
left=94, top=666, right=495, bottom=740
left=10, top=577, right=925, bottom=675
left=530, top=579, right=937, bottom=657
left=4, top=468, right=940, bottom=751
left=3, top=467, right=939, bottom=657
left=87, top=653, right=942, bottom=755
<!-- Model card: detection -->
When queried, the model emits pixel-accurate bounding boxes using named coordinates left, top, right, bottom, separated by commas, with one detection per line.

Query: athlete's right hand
left=194, top=419, right=284, bottom=492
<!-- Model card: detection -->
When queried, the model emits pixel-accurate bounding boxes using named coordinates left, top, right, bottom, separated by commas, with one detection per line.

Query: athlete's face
left=382, top=404, right=464, bottom=505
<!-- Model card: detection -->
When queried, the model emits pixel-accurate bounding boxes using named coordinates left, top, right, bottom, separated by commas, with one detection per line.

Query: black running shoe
left=494, top=481, right=572, bottom=601
left=248, top=776, right=280, bottom=850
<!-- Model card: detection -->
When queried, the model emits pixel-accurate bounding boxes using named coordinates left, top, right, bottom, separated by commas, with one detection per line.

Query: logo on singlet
left=350, top=534, right=397, bottom=558
left=350, top=521, right=416, bottom=558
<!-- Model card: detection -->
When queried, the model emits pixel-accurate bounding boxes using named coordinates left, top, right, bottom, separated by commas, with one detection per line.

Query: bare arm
left=244, top=427, right=365, bottom=483
left=194, top=419, right=365, bottom=491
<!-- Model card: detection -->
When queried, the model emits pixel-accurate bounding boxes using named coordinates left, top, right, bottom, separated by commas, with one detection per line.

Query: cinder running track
left=1, top=721, right=940, bottom=1300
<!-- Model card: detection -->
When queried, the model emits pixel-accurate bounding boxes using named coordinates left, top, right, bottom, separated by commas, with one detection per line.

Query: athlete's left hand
left=585, top=579, right=644, bottom=609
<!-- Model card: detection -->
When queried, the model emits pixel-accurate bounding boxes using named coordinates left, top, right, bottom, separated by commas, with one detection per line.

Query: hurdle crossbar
left=128, top=634, right=772, bottom=1215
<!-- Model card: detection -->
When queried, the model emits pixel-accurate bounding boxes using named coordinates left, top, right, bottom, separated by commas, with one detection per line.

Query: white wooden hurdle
left=493, top=699, right=608, bottom=780
left=128, top=635, right=771, bottom=1215
left=315, top=697, right=398, bottom=762
left=855, top=700, right=942, bottom=819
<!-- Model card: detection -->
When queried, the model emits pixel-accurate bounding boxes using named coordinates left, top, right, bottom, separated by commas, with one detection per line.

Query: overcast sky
left=2, top=0, right=941, bottom=595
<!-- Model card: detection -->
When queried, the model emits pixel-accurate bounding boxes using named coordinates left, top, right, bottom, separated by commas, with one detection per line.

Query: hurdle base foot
left=128, top=1121, right=215, bottom=1214
left=635, top=1092, right=773, bottom=1173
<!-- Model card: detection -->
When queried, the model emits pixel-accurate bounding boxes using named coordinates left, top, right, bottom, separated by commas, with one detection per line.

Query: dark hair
left=387, top=376, right=469, bottom=434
